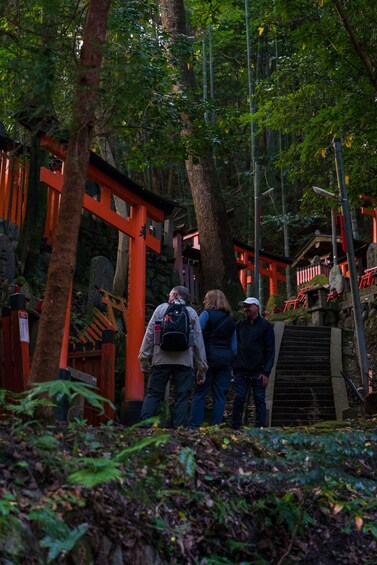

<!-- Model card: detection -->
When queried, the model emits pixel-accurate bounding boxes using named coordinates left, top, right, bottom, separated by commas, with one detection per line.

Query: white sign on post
left=18, top=311, right=29, bottom=343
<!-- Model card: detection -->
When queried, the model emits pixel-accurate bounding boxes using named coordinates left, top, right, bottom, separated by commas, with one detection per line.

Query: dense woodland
left=1, top=0, right=376, bottom=257
left=1, top=1, right=377, bottom=563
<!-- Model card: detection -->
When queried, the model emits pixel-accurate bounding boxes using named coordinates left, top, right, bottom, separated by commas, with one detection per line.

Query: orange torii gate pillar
left=360, top=195, right=377, bottom=243
left=121, top=203, right=147, bottom=424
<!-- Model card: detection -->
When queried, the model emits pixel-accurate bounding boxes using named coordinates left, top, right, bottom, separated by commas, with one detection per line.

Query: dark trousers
left=140, top=364, right=195, bottom=428
left=231, top=371, right=267, bottom=428
left=189, top=365, right=232, bottom=427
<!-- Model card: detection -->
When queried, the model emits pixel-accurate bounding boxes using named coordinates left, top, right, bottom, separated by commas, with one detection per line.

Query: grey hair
left=172, top=286, right=190, bottom=302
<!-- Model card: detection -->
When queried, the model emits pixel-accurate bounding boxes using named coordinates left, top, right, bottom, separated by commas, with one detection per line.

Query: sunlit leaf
left=355, top=515, right=363, bottom=532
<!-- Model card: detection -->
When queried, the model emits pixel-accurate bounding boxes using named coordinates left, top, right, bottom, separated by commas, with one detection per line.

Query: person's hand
left=140, top=359, right=151, bottom=374
left=259, top=373, right=269, bottom=388
left=196, top=369, right=207, bottom=385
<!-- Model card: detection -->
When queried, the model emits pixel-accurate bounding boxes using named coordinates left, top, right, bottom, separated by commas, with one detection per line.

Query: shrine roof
left=88, top=152, right=177, bottom=215
left=17, top=115, right=178, bottom=215
left=292, top=233, right=369, bottom=269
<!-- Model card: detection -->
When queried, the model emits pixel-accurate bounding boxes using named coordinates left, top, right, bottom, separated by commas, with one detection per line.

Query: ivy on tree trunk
left=29, top=0, right=112, bottom=385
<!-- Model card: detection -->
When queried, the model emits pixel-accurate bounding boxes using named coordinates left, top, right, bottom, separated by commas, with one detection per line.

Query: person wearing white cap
left=231, top=296, right=275, bottom=429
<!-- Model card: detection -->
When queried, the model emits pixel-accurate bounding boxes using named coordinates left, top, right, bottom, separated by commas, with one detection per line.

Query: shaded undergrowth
left=0, top=385, right=376, bottom=564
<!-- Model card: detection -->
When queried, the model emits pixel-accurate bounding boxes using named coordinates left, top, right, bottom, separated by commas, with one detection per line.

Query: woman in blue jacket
left=189, top=289, right=237, bottom=427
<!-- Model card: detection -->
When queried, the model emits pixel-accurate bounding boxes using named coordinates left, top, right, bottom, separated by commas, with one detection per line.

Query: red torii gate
left=233, top=240, right=290, bottom=296
left=360, top=195, right=377, bottom=243
left=182, top=231, right=290, bottom=298
left=38, top=135, right=176, bottom=406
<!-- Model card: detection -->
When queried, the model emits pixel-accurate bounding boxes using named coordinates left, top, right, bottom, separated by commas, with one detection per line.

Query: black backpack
left=160, top=302, right=191, bottom=351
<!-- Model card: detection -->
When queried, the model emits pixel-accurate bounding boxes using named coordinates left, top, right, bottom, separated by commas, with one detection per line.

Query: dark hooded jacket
left=233, top=314, right=275, bottom=375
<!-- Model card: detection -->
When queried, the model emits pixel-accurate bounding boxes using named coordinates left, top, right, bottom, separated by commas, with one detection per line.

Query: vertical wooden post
left=98, top=329, right=115, bottom=424
left=173, top=231, right=184, bottom=284
left=9, top=294, right=30, bottom=392
left=1, top=307, right=13, bottom=390
left=270, top=262, right=279, bottom=296
left=125, top=204, right=147, bottom=403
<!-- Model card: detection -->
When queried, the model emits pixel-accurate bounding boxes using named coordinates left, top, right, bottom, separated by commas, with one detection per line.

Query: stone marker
left=87, top=256, right=114, bottom=314
left=366, top=242, right=377, bottom=270
left=329, top=265, right=345, bottom=293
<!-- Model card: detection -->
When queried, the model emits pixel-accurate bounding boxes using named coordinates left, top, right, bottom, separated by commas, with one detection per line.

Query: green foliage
left=0, top=492, right=19, bottom=533
left=29, top=379, right=115, bottom=415
left=178, top=447, right=196, bottom=480
left=0, top=388, right=54, bottom=433
left=29, top=508, right=88, bottom=563
left=68, top=457, right=122, bottom=488
left=69, top=432, right=170, bottom=488
left=29, top=433, right=61, bottom=451
left=304, top=274, right=328, bottom=288
left=269, top=492, right=314, bottom=535
left=242, top=427, right=377, bottom=532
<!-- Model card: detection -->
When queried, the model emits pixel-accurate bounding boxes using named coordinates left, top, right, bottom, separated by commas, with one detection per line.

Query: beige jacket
left=138, top=301, right=208, bottom=371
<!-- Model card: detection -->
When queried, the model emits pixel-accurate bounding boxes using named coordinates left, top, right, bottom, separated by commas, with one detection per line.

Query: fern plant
left=68, top=431, right=170, bottom=487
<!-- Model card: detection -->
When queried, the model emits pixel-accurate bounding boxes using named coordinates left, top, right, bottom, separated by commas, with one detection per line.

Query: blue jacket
left=233, top=314, right=275, bottom=375
left=199, top=309, right=237, bottom=368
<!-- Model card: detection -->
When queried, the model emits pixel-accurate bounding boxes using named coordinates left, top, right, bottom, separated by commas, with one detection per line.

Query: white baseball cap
left=240, top=297, right=260, bottom=307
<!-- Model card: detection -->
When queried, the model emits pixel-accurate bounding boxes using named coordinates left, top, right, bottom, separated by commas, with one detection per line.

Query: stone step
left=276, top=369, right=331, bottom=375
left=277, top=361, right=330, bottom=367
left=277, top=360, right=330, bottom=368
left=279, top=344, right=330, bottom=351
left=273, top=398, right=335, bottom=407
left=281, top=338, right=331, bottom=346
left=271, top=325, right=337, bottom=427
left=283, top=327, right=331, bottom=337
left=274, top=380, right=333, bottom=389
left=273, top=389, right=334, bottom=397
left=280, top=350, right=330, bottom=357
left=282, top=334, right=331, bottom=341
left=272, top=405, right=335, bottom=414
left=271, top=416, right=336, bottom=426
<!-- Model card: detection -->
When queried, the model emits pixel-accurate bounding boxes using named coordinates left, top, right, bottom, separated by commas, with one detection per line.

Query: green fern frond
left=69, top=458, right=121, bottom=487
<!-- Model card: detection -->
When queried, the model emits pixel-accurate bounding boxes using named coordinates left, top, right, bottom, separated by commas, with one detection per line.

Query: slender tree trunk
left=160, top=0, right=244, bottom=306
left=29, top=0, right=111, bottom=385
left=96, top=131, right=129, bottom=297
left=334, top=1, right=377, bottom=92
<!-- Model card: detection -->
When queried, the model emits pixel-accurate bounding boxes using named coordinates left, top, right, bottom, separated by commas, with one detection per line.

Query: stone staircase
left=271, top=325, right=337, bottom=426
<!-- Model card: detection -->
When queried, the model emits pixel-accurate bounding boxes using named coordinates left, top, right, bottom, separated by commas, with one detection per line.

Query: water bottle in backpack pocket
left=154, top=321, right=162, bottom=345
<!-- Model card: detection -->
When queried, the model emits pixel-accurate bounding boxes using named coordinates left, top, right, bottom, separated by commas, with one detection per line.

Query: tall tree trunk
left=160, top=0, right=244, bottom=306
left=29, top=0, right=111, bottom=385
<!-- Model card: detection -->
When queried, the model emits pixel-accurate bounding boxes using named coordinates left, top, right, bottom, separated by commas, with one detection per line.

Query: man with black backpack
left=138, top=286, right=208, bottom=428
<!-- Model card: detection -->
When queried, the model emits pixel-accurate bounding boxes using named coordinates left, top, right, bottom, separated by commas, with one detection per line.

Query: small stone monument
left=328, top=265, right=345, bottom=294
left=87, top=256, right=114, bottom=314
left=366, top=242, right=377, bottom=269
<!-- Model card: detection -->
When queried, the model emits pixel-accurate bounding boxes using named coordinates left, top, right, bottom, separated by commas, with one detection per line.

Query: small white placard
left=18, top=312, right=30, bottom=343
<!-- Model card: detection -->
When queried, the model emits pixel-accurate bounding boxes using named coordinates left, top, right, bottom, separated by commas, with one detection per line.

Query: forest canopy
left=1, top=0, right=376, bottom=255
